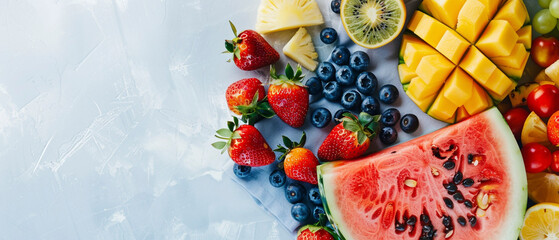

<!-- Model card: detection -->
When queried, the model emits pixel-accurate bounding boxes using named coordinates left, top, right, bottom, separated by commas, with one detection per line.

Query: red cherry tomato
left=527, top=85, right=559, bottom=118
left=531, top=36, right=559, bottom=68
left=552, top=151, right=559, bottom=173
left=522, top=143, right=552, bottom=173
left=504, top=107, right=530, bottom=141
left=548, top=111, right=559, bottom=146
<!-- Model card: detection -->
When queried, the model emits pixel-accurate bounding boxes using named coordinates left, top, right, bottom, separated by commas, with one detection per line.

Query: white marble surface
left=0, top=0, right=543, bottom=239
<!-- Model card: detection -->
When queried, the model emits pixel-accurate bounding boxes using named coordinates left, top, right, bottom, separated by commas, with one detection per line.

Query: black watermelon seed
left=464, top=200, right=473, bottom=208
left=395, top=223, right=406, bottom=232
left=421, top=214, right=430, bottom=224
left=444, top=182, right=457, bottom=193
left=407, top=216, right=417, bottom=226
left=443, top=161, right=455, bottom=170
left=432, top=146, right=445, bottom=159
left=442, top=216, right=451, bottom=227
left=453, top=171, right=463, bottom=185
left=457, top=216, right=467, bottom=226
left=428, top=229, right=436, bottom=238
left=467, top=154, right=474, bottom=164
left=443, top=197, right=454, bottom=209
left=469, top=216, right=477, bottom=227
left=422, top=225, right=432, bottom=233
left=463, top=178, right=474, bottom=187
left=453, top=192, right=464, bottom=202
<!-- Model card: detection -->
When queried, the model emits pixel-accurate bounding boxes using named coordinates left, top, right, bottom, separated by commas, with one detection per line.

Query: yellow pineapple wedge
left=283, top=28, right=318, bottom=71
left=545, top=60, right=559, bottom=86
left=255, top=0, right=324, bottom=34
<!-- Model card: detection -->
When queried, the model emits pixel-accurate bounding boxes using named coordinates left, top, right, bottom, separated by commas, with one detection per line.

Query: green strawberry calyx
left=234, top=91, right=275, bottom=125
left=341, top=112, right=381, bottom=145
left=270, top=63, right=306, bottom=87
left=211, top=117, right=242, bottom=154
left=224, top=21, right=242, bottom=61
left=297, top=214, right=342, bottom=240
left=273, top=131, right=307, bottom=161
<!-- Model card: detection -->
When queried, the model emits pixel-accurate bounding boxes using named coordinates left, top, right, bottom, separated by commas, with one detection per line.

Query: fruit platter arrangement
left=213, top=0, right=559, bottom=239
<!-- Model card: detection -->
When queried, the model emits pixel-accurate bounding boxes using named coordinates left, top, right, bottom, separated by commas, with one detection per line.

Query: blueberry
left=291, top=203, right=311, bottom=222
left=356, top=72, right=378, bottom=95
left=331, top=46, right=350, bottom=66
left=380, top=126, right=398, bottom=145
left=323, top=81, right=342, bottom=102
left=312, top=205, right=325, bottom=222
left=233, top=164, right=251, bottom=178
left=334, top=109, right=353, bottom=124
left=378, top=84, right=399, bottom=104
left=316, top=62, right=336, bottom=82
left=349, top=51, right=370, bottom=72
left=400, top=114, right=419, bottom=133
left=331, top=0, right=341, bottom=14
left=269, top=169, right=286, bottom=188
left=305, top=77, right=322, bottom=96
left=361, top=96, right=380, bottom=115
left=341, top=90, right=362, bottom=110
left=320, top=28, right=338, bottom=44
left=336, top=65, right=356, bottom=86
left=308, top=186, right=322, bottom=205
left=311, top=107, right=332, bottom=128
left=285, top=183, right=305, bottom=203
left=381, top=108, right=401, bottom=127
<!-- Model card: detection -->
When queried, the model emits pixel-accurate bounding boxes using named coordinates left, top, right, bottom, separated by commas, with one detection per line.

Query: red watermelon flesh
left=318, top=108, right=527, bottom=240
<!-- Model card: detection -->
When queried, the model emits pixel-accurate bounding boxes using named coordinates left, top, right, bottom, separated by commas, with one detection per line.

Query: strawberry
left=225, top=78, right=275, bottom=124
left=318, top=112, right=380, bottom=161
left=212, top=117, right=275, bottom=167
left=297, top=225, right=336, bottom=240
left=548, top=111, right=559, bottom=146
left=268, top=64, right=309, bottom=128
left=275, top=132, right=318, bottom=184
left=225, top=21, right=279, bottom=71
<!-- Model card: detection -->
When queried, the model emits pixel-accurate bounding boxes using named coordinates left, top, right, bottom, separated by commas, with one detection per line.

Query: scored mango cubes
left=494, top=0, right=527, bottom=31
left=421, top=0, right=466, bottom=28
left=477, top=20, right=518, bottom=57
left=456, top=0, right=489, bottom=43
left=442, top=68, right=474, bottom=106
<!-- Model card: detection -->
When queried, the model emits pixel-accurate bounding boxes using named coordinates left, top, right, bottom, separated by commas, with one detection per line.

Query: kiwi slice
left=341, top=0, right=406, bottom=49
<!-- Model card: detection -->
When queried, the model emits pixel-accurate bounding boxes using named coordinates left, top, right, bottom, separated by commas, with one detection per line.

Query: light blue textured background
left=0, top=0, right=542, bottom=239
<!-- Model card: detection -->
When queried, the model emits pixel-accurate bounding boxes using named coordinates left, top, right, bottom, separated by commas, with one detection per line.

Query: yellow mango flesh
left=479, top=69, right=514, bottom=98
left=517, top=25, right=532, bottom=49
left=487, top=80, right=517, bottom=102
left=399, top=64, right=417, bottom=84
left=491, top=43, right=528, bottom=69
left=408, top=76, right=441, bottom=99
left=415, top=54, right=455, bottom=87
left=494, top=0, right=527, bottom=31
left=457, top=0, right=489, bottom=43
left=477, top=0, right=501, bottom=19
left=403, top=42, right=438, bottom=71
left=408, top=11, right=447, bottom=48
left=460, top=47, right=497, bottom=85
left=407, top=89, right=437, bottom=112
left=399, top=34, right=424, bottom=58
left=436, top=30, right=471, bottom=64
left=477, top=20, right=518, bottom=57
left=421, top=0, right=466, bottom=28
left=463, top=82, right=491, bottom=115
left=442, top=68, right=474, bottom=106
left=456, top=106, right=471, bottom=122
left=428, top=92, right=458, bottom=122
left=498, top=50, right=530, bottom=80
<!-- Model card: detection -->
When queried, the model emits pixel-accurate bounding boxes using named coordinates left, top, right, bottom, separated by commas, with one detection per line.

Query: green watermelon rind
left=318, top=108, right=527, bottom=240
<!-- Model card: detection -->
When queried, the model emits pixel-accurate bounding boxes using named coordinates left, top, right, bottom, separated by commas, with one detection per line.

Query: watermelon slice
left=318, top=108, right=527, bottom=240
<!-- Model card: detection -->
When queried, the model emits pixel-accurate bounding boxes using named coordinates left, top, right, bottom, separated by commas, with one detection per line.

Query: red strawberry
left=225, top=78, right=275, bottom=124
left=268, top=64, right=309, bottom=128
left=275, top=132, right=318, bottom=184
left=318, top=112, right=380, bottom=161
left=225, top=21, right=279, bottom=71
left=213, top=118, right=275, bottom=167
left=297, top=225, right=335, bottom=240
left=548, top=111, right=559, bottom=146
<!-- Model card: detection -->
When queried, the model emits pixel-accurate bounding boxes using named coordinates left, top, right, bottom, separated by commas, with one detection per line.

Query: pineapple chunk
left=545, top=60, right=559, bottom=86
left=399, top=64, right=417, bottom=84
left=509, top=83, right=539, bottom=107
left=421, top=0, right=466, bottom=28
left=491, top=43, right=528, bottom=69
left=428, top=92, right=458, bottom=122
left=256, top=0, right=324, bottom=34
left=476, top=20, right=518, bottom=57
left=494, top=0, right=527, bottom=31
left=457, top=0, right=489, bottom=43
left=517, top=25, right=532, bottom=49
left=283, top=28, right=318, bottom=71
left=442, top=68, right=474, bottom=106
